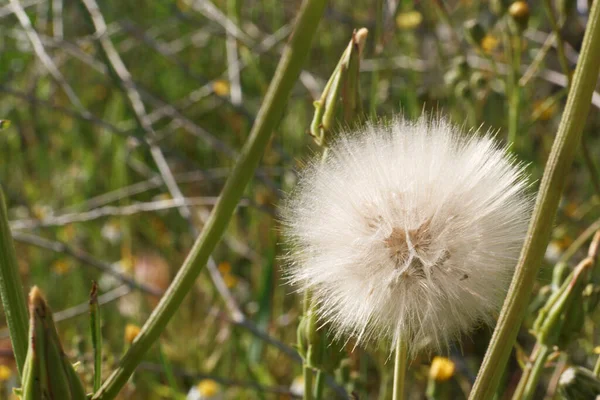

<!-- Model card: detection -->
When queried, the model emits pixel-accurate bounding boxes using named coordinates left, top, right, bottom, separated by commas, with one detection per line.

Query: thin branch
left=12, top=232, right=163, bottom=296
left=9, top=197, right=254, bottom=229
left=9, top=0, right=86, bottom=112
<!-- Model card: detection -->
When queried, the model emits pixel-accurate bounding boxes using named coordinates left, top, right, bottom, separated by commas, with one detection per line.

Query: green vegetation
left=1, top=0, right=600, bottom=399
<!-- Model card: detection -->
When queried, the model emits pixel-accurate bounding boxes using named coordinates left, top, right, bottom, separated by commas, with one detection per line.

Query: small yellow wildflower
left=481, top=35, right=499, bottom=53
left=212, top=80, right=230, bottom=97
left=533, top=99, right=558, bottom=121
left=218, top=262, right=231, bottom=274
left=218, top=262, right=238, bottom=288
left=197, top=379, right=221, bottom=397
left=395, top=11, right=423, bottom=30
left=51, top=259, right=71, bottom=275
left=429, top=357, right=455, bottom=382
left=594, top=346, right=600, bottom=355
left=0, top=365, right=12, bottom=382
left=124, top=324, right=141, bottom=344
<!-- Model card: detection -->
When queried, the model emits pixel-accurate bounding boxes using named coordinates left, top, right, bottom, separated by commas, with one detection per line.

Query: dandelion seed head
left=282, top=117, right=532, bottom=354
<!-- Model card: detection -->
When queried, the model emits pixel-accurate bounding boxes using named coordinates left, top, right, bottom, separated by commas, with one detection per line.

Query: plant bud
left=15, top=287, right=87, bottom=400
left=509, top=1, right=530, bottom=33
left=558, top=367, right=600, bottom=399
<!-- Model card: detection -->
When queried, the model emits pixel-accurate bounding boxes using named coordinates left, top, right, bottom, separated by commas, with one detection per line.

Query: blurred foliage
left=0, top=0, right=600, bottom=399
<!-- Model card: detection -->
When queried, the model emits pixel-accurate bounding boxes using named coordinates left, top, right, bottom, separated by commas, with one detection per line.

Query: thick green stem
left=303, top=364, right=314, bottom=400
left=0, top=187, right=29, bottom=376
left=392, top=337, right=408, bottom=400
left=91, top=0, right=327, bottom=398
left=469, top=3, right=600, bottom=399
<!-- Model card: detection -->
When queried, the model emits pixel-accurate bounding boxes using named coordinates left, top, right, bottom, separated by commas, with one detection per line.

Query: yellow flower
left=218, top=262, right=231, bottom=274
left=52, top=259, right=71, bottom=275
left=0, top=365, right=12, bottom=382
left=429, top=356, right=455, bottom=382
left=481, top=34, right=499, bottom=53
left=395, top=11, right=423, bottom=30
left=218, top=262, right=238, bottom=288
left=533, top=99, right=558, bottom=121
left=124, top=324, right=141, bottom=344
left=212, top=80, right=230, bottom=97
left=197, top=379, right=221, bottom=397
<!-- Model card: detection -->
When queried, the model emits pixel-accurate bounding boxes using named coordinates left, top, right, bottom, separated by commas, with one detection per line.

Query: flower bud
left=558, top=367, right=600, bottom=399
left=509, top=1, right=530, bottom=33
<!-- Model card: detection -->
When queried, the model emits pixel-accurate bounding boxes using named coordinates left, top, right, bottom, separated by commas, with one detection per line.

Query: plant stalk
left=0, top=187, right=29, bottom=376
left=392, top=337, right=408, bottom=400
left=512, top=345, right=551, bottom=400
left=469, top=2, right=600, bottom=398
left=91, top=0, right=327, bottom=397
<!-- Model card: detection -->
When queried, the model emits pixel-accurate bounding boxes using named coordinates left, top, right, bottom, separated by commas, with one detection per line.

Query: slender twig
left=470, top=3, right=600, bottom=398
left=225, top=0, right=243, bottom=106
left=0, top=285, right=132, bottom=340
left=9, top=197, right=252, bottom=229
left=59, top=169, right=232, bottom=213
left=9, top=0, right=86, bottom=111
left=138, top=361, right=301, bottom=397
left=11, top=232, right=163, bottom=296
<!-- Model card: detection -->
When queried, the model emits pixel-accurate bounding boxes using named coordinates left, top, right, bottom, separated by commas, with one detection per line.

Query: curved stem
left=469, top=3, right=600, bottom=399
left=392, top=337, right=408, bottom=400
left=91, top=0, right=328, bottom=397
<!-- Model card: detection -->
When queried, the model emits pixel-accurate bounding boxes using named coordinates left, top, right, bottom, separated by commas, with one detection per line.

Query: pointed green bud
left=16, top=287, right=87, bottom=400
left=309, top=28, right=368, bottom=147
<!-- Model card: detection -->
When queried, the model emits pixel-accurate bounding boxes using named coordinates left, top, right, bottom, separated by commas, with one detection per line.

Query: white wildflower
left=283, top=117, right=532, bottom=353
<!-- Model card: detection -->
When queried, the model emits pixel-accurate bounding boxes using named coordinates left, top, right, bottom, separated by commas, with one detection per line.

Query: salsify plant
left=283, top=117, right=533, bottom=355
left=283, top=117, right=533, bottom=398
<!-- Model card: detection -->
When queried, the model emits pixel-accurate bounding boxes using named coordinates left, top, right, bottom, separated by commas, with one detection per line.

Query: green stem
left=314, top=369, right=325, bottom=400
left=303, top=364, right=314, bottom=400
left=369, top=0, right=383, bottom=117
left=543, top=0, right=571, bottom=86
left=0, top=187, right=29, bottom=376
left=90, top=282, right=102, bottom=392
left=512, top=345, right=551, bottom=400
left=91, top=0, right=327, bottom=398
left=469, top=3, right=600, bottom=399
left=508, top=34, right=522, bottom=149
left=392, top=337, right=408, bottom=400
left=581, top=135, right=600, bottom=198
left=594, top=353, right=600, bottom=377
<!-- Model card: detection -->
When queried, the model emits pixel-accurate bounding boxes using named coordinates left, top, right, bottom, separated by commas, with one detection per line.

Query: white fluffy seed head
left=282, top=117, right=532, bottom=354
